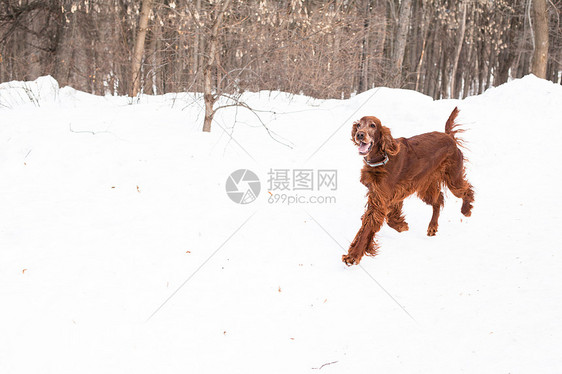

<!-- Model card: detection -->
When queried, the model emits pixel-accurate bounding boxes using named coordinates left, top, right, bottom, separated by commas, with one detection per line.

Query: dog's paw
left=427, top=225, right=438, bottom=236
left=461, top=202, right=473, bottom=217
left=342, top=254, right=358, bottom=266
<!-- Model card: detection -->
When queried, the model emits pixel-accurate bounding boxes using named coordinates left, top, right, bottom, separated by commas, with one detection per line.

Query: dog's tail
left=444, top=107, right=464, bottom=144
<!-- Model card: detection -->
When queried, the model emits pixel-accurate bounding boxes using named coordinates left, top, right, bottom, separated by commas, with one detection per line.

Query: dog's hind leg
left=448, top=179, right=474, bottom=217
left=445, top=150, right=474, bottom=217
left=386, top=200, right=409, bottom=233
left=419, top=182, right=444, bottom=236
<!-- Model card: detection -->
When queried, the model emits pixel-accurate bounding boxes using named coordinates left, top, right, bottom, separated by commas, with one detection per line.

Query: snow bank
left=0, top=75, right=60, bottom=108
left=1, top=75, right=561, bottom=373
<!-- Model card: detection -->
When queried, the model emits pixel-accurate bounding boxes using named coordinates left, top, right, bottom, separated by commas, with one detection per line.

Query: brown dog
left=343, top=108, right=474, bottom=266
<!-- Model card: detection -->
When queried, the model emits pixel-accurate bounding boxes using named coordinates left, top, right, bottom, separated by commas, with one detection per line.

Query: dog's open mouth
left=358, top=141, right=373, bottom=155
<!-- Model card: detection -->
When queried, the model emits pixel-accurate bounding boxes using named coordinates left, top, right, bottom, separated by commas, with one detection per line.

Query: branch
left=213, top=94, right=294, bottom=149
left=69, top=123, right=113, bottom=136
left=312, top=361, right=339, bottom=370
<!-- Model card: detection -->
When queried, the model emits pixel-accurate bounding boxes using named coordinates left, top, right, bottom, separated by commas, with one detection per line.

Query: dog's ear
left=351, top=120, right=359, bottom=145
left=380, top=125, right=400, bottom=156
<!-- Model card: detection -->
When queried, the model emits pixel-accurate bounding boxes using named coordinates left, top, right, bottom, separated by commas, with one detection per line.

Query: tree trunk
left=391, top=0, right=412, bottom=83
left=531, top=0, right=549, bottom=78
left=450, top=1, right=467, bottom=99
left=425, top=26, right=439, bottom=98
left=53, top=4, right=70, bottom=88
left=130, top=0, right=153, bottom=97
left=193, top=0, right=202, bottom=87
left=357, top=0, right=371, bottom=93
left=414, top=4, right=430, bottom=92
left=202, top=0, right=232, bottom=132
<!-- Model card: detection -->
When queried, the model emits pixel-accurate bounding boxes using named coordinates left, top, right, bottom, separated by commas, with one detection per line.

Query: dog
left=342, top=108, right=474, bottom=266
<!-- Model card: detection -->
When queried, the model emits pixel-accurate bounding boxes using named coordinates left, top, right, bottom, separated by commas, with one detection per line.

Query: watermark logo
left=225, top=169, right=261, bottom=204
left=267, top=169, right=337, bottom=191
left=267, top=168, right=337, bottom=205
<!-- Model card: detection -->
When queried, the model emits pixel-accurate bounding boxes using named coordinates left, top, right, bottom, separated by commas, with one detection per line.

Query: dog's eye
left=370, top=124, right=375, bottom=128
left=356, top=123, right=360, bottom=128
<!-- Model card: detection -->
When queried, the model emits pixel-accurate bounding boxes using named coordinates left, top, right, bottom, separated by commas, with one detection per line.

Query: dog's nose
left=356, top=131, right=365, bottom=141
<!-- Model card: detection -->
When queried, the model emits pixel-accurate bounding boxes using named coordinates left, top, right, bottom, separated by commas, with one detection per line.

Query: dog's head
left=352, top=116, right=399, bottom=157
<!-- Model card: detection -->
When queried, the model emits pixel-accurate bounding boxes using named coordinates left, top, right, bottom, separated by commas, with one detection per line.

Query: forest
left=1, top=0, right=560, bottom=102
left=2, top=3, right=562, bottom=371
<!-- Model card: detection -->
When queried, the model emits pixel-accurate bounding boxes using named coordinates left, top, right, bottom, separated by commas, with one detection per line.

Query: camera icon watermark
left=225, top=169, right=261, bottom=204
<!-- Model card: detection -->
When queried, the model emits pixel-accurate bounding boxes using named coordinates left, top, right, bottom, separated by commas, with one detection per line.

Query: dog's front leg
left=343, top=198, right=386, bottom=266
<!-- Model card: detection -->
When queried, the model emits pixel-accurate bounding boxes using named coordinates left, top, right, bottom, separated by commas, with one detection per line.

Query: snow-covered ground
left=1, top=75, right=561, bottom=373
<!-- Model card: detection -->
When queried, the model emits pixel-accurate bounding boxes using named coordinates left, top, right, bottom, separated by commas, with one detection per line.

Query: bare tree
left=450, top=0, right=467, bottom=98
left=130, top=0, right=153, bottom=97
left=391, top=0, right=412, bottom=84
left=531, top=0, right=549, bottom=78
left=202, top=0, right=231, bottom=132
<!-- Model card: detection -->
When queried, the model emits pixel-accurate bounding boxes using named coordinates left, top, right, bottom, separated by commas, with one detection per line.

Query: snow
left=1, top=75, right=561, bottom=373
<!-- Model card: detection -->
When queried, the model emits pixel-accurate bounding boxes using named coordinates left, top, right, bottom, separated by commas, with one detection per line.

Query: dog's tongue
left=358, top=142, right=370, bottom=154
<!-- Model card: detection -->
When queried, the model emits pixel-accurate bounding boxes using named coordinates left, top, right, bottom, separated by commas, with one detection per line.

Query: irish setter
left=343, top=107, right=474, bottom=266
